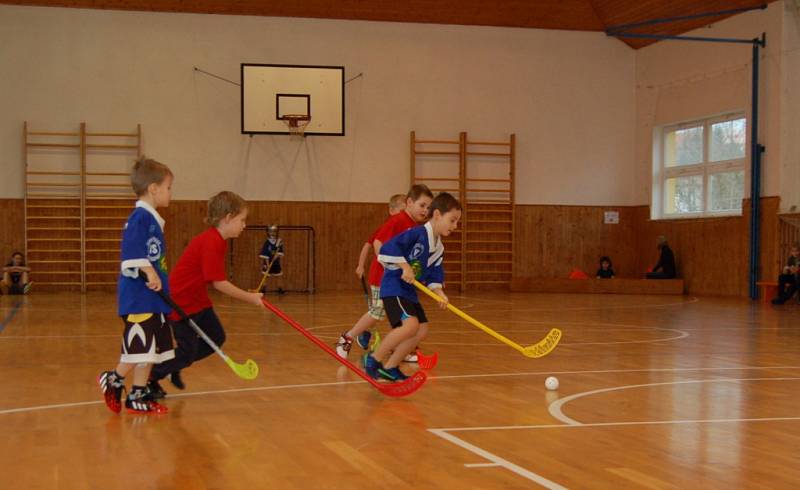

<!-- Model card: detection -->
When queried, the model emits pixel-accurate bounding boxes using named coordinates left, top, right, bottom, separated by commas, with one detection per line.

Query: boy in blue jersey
left=98, top=157, right=175, bottom=414
left=363, top=192, right=461, bottom=381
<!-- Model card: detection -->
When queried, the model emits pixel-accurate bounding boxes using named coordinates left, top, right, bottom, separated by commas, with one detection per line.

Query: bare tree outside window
left=710, top=118, right=746, bottom=162
left=656, top=114, right=746, bottom=218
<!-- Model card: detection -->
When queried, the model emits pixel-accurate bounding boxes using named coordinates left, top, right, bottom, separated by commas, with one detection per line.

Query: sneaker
left=126, top=390, right=168, bottom=414
left=363, top=353, right=382, bottom=380
left=356, top=330, right=372, bottom=350
left=169, top=371, right=185, bottom=390
left=98, top=370, right=125, bottom=414
left=377, top=366, right=409, bottom=382
left=336, top=332, right=353, bottom=358
left=146, top=379, right=167, bottom=400
left=403, top=352, right=419, bottom=363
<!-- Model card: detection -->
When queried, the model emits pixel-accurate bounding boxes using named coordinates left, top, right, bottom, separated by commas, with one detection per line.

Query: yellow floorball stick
left=252, top=254, right=279, bottom=293
left=413, top=280, right=561, bottom=358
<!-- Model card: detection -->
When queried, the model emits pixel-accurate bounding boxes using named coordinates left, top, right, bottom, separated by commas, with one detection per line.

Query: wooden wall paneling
left=513, top=204, right=639, bottom=280
left=632, top=196, right=779, bottom=297
left=163, top=200, right=387, bottom=292
left=0, top=199, right=25, bottom=265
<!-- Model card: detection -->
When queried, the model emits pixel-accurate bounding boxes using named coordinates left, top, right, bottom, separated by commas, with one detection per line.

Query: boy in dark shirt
left=772, top=242, right=800, bottom=304
left=596, top=256, right=615, bottom=279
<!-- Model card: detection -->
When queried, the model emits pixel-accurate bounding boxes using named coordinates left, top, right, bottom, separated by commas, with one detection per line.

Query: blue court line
left=0, top=300, right=24, bottom=333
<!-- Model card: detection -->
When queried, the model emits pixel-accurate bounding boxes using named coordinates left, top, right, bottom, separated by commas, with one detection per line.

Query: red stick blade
left=416, top=350, right=439, bottom=370
left=377, top=370, right=428, bottom=397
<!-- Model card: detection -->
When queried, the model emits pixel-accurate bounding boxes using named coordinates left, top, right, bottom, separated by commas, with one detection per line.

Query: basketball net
left=283, top=115, right=311, bottom=141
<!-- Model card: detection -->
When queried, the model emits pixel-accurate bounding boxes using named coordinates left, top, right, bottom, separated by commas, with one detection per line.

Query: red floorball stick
left=261, top=298, right=427, bottom=397
left=416, top=349, right=439, bottom=370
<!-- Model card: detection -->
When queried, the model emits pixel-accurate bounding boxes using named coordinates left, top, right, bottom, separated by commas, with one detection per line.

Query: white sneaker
left=403, top=353, right=418, bottom=363
left=335, top=333, right=353, bottom=358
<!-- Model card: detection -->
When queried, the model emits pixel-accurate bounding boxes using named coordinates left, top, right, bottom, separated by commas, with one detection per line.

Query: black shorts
left=119, top=313, right=175, bottom=364
left=383, top=296, right=428, bottom=328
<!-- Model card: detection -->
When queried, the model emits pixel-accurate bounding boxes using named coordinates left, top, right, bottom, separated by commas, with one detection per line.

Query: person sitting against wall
left=771, top=242, right=799, bottom=305
left=596, top=256, right=615, bottom=279
left=645, top=236, right=676, bottom=280
left=1, top=251, right=32, bottom=295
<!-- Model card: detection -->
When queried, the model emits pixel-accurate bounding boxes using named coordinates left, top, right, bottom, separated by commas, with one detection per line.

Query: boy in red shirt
left=148, top=191, right=264, bottom=396
left=354, top=194, right=406, bottom=280
left=336, top=185, right=433, bottom=358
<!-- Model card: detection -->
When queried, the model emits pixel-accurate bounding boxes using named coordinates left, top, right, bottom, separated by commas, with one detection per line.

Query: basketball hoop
left=281, top=115, right=311, bottom=140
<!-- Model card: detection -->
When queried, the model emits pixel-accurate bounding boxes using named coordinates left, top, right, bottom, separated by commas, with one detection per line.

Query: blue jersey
left=259, top=237, right=284, bottom=274
left=378, top=222, right=444, bottom=303
left=117, top=201, right=171, bottom=315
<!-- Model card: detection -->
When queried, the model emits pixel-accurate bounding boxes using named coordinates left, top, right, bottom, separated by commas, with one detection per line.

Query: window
left=653, top=113, right=747, bottom=219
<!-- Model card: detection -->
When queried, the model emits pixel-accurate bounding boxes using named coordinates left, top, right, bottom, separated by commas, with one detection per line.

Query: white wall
left=634, top=2, right=789, bottom=209
left=780, top=1, right=800, bottom=212
left=0, top=5, right=636, bottom=204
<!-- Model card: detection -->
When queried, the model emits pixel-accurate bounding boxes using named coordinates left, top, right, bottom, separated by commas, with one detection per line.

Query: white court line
left=431, top=376, right=800, bottom=489
left=548, top=376, right=800, bottom=425
left=428, top=428, right=567, bottom=490
left=428, top=414, right=800, bottom=489
left=4, top=365, right=800, bottom=416
left=436, top=415, right=800, bottom=433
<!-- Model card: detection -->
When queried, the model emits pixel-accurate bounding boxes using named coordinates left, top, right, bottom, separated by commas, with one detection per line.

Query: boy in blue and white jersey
left=363, top=192, right=462, bottom=382
left=98, top=157, right=176, bottom=415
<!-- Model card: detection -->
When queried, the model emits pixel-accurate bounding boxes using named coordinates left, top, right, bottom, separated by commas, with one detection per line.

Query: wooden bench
left=756, top=281, right=778, bottom=303
left=511, top=277, right=685, bottom=295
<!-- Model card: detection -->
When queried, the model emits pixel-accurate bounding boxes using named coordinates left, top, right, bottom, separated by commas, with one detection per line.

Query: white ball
left=545, top=376, right=559, bottom=391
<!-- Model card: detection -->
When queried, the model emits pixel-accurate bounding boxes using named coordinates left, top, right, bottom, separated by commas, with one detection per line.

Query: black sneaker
left=146, top=379, right=167, bottom=400
left=126, top=389, right=168, bottom=414
left=169, top=371, right=185, bottom=390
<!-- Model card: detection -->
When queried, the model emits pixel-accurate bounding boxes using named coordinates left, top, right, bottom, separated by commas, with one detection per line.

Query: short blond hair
left=207, top=191, right=247, bottom=227
left=389, top=194, right=405, bottom=210
left=131, top=157, right=172, bottom=196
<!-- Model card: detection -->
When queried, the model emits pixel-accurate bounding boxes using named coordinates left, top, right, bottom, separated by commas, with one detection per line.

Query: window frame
left=653, top=112, right=748, bottom=220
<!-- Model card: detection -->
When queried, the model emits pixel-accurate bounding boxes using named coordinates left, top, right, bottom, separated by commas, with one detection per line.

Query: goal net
left=228, top=225, right=315, bottom=293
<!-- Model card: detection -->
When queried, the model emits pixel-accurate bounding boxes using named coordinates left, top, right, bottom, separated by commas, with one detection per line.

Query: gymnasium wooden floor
left=1, top=290, right=799, bottom=489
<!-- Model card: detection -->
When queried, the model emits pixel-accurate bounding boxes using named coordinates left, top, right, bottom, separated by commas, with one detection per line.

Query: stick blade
left=416, top=350, right=439, bottom=370
left=227, top=357, right=260, bottom=380
left=522, top=328, right=562, bottom=358
left=370, top=329, right=382, bottom=351
left=377, top=370, right=427, bottom=397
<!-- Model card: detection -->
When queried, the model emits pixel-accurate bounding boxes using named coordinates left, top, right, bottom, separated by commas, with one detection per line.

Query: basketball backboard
left=241, top=64, right=344, bottom=136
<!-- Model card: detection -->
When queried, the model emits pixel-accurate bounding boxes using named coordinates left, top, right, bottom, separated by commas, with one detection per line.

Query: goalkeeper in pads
left=259, top=224, right=285, bottom=293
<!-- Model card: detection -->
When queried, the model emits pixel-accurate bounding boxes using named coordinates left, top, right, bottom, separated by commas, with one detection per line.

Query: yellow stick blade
left=371, top=329, right=381, bottom=351
left=522, top=328, right=562, bottom=358
left=226, top=357, right=260, bottom=380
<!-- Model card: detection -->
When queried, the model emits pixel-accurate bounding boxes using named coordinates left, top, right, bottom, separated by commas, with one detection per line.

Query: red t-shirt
left=367, top=211, right=417, bottom=286
left=169, top=227, right=228, bottom=318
